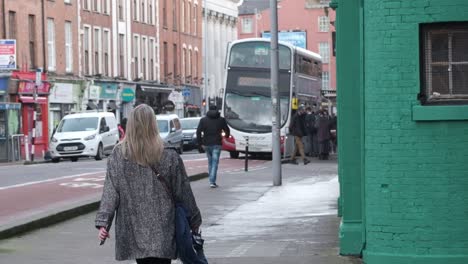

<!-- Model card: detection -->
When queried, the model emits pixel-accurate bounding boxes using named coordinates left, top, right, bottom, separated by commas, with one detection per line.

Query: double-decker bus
left=221, top=38, right=323, bottom=158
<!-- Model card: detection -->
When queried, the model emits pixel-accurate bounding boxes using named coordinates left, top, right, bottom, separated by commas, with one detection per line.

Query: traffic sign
left=182, top=87, right=191, bottom=97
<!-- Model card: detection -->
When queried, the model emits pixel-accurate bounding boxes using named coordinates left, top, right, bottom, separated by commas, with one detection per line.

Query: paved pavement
left=0, top=156, right=362, bottom=264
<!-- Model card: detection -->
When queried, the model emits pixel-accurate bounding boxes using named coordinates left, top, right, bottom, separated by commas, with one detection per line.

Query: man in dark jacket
left=289, top=106, right=310, bottom=165
left=196, top=105, right=230, bottom=188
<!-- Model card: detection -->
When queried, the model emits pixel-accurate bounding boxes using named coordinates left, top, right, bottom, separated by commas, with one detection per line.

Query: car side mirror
left=105, top=126, right=110, bottom=132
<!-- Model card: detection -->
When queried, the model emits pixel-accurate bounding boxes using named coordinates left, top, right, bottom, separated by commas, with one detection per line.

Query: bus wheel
left=229, top=151, right=239, bottom=159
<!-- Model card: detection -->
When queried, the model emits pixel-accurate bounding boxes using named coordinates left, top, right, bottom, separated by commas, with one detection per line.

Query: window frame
left=47, top=18, right=56, bottom=72
left=318, top=42, right=330, bottom=64
left=241, top=17, right=253, bottom=34
left=318, top=16, right=329, bottom=32
left=419, top=22, right=468, bottom=105
left=65, top=21, right=73, bottom=73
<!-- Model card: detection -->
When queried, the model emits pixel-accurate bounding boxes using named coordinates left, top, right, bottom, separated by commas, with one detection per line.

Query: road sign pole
left=31, top=69, right=42, bottom=162
left=271, top=0, right=282, bottom=186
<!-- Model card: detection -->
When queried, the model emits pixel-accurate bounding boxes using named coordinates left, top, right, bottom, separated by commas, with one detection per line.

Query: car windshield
left=57, top=117, right=99, bottom=132
left=180, top=119, right=200, bottom=130
left=157, top=120, right=169, bottom=133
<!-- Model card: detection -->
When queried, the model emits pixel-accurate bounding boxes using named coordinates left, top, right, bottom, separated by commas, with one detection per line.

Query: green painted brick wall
left=363, top=0, right=468, bottom=261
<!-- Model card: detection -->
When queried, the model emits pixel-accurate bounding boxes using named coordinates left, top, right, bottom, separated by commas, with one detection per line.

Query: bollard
left=244, top=137, right=249, bottom=172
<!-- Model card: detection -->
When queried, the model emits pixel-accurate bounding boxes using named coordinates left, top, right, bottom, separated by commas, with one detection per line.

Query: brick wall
left=363, top=0, right=468, bottom=261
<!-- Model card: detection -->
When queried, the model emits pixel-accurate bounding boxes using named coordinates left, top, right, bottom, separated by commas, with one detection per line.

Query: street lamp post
left=271, top=0, right=282, bottom=186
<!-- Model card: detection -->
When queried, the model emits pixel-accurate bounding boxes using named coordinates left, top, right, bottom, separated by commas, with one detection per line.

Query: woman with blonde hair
left=95, top=104, right=202, bottom=264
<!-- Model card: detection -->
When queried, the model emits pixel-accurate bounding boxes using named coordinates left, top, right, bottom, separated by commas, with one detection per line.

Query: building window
left=133, top=0, right=138, bottom=21
left=420, top=22, right=468, bottom=104
left=319, top=42, right=329, bottom=64
left=134, top=35, right=140, bottom=79
left=163, top=0, right=168, bottom=27
left=241, top=17, right=253, bottom=34
left=103, top=30, right=110, bottom=76
left=163, top=42, right=168, bottom=79
left=322, top=71, right=329, bottom=90
left=141, top=0, right=145, bottom=23
left=149, top=39, right=154, bottom=80
left=65, top=22, right=73, bottom=72
left=118, top=34, right=125, bottom=77
left=195, top=50, right=199, bottom=80
left=149, top=1, right=153, bottom=24
left=83, top=0, right=90, bottom=10
left=181, top=0, right=185, bottom=33
left=28, top=15, right=36, bottom=69
left=142, top=37, right=147, bottom=80
left=318, top=16, right=329, bottom=32
left=47, top=18, right=56, bottom=71
left=173, top=43, right=178, bottom=81
left=8, top=11, right=17, bottom=39
left=93, top=0, right=99, bottom=12
left=118, top=0, right=124, bottom=20
left=188, top=49, right=192, bottom=78
left=94, top=28, right=101, bottom=74
left=194, top=4, right=197, bottom=36
left=182, top=47, right=186, bottom=78
left=84, top=27, right=90, bottom=75
left=187, top=2, right=191, bottom=34
left=173, top=0, right=177, bottom=31
left=102, top=0, right=109, bottom=14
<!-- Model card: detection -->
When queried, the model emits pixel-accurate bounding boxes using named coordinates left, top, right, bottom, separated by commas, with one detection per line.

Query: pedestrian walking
left=95, top=104, right=202, bottom=264
left=289, top=106, right=310, bottom=165
left=316, top=109, right=332, bottom=160
left=304, top=107, right=318, bottom=157
left=196, top=105, right=230, bottom=188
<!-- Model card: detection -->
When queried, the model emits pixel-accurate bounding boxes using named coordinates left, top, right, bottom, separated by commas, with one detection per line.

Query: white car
left=49, top=112, right=119, bottom=162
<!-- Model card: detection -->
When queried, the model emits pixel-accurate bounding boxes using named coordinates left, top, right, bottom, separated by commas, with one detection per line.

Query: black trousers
left=136, top=257, right=171, bottom=264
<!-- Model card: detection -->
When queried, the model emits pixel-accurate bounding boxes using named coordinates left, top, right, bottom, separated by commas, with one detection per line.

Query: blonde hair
left=120, top=104, right=164, bottom=166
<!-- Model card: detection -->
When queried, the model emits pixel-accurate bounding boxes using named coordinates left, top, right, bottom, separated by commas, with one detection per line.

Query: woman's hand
left=98, top=226, right=110, bottom=241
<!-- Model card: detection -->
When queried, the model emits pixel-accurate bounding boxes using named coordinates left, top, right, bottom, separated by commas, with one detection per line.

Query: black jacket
left=196, top=110, right=230, bottom=146
left=289, top=112, right=307, bottom=137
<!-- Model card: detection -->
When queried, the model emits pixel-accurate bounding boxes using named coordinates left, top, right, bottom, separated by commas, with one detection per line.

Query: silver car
left=180, top=117, right=202, bottom=152
left=156, top=114, right=184, bottom=154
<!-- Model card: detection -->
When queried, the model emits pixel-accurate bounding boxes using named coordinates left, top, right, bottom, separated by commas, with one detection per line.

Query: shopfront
left=10, top=71, right=51, bottom=159
left=49, top=82, right=78, bottom=136
left=0, top=77, right=9, bottom=102
left=0, top=103, right=21, bottom=162
left=120, top=85, right=136, bottom=122
left=135, top=84, right=174, bottom=115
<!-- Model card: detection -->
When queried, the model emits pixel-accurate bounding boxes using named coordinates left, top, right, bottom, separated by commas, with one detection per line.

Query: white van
left=156, top=114, right=184, bottom=154
left=49, top=112, right=119, bottom=162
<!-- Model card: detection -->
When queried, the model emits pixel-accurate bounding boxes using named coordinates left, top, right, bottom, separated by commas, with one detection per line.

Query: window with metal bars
left=420, top=22, right=468, bottom=104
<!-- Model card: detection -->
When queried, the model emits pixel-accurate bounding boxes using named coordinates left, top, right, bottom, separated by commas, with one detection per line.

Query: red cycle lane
left=0, top=158, right=268, bottom=228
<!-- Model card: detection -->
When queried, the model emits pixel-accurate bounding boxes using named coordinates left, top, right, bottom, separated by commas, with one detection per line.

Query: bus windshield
left=224, top=69, right=291, bottom=133
left=229, top=41, right=292, bottom=70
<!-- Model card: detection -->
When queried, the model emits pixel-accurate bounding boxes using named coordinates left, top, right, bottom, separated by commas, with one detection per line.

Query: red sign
left=18, top=82, right=51, bottom=95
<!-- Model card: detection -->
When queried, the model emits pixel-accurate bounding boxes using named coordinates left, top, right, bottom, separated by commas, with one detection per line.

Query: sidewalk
left=0, top=157, right=362, bottom=264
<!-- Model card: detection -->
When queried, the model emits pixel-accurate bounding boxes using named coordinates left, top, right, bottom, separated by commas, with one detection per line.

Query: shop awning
left=86, top=101, right=98, bottom=110
left=140, top=86, right=174, bottom=93
left=19, top=96, right=47, bottom=104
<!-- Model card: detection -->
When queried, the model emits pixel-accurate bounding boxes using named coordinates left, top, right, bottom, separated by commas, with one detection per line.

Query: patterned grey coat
left=95, top=145, right=202, bottom=261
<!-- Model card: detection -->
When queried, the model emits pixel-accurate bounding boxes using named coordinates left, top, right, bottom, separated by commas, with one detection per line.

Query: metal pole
left=31, top=69, right=42, bottom=162
left=203, top=0, right=208, bottom=115
left=270, top=0, right=282, bottom=186
left=244, top=137, right=249, bottom=172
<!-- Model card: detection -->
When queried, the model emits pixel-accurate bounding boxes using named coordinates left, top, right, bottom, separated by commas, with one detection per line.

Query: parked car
left=180, top=117, right=203, bottom=152
left=49, top=112, right=119, bottom=162
left=156, top=114, right=184, bottom=154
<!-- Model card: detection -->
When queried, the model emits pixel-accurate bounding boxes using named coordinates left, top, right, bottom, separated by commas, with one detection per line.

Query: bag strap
left=151, top=166, right=175, bottom=204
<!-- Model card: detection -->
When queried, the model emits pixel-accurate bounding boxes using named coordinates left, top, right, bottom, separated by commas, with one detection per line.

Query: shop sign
left=121, top=88, right=135, bottom=102
left=0, top=39, right=16, bottom=70
left=18, top=81, right=51, bottom=94
left=88, top=85, right=100, bottom=100
left=0, top=103, right=21, bottom=110
left=99, top=83, right=118, bottom=100
left=50, top=83, right=74, bottom=103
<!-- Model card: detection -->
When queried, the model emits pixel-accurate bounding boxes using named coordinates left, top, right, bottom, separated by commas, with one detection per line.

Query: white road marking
left=0, top=171, right=106, bottom=191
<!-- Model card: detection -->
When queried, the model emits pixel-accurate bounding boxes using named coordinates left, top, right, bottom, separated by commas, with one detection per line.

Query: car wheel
left=230, top=151, right=240, bottom=159
left=71, top=157, right=79, bottom=162
left=95, top=143, right=103, bottom=161
left=52, top=158, right=60, bottom=163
